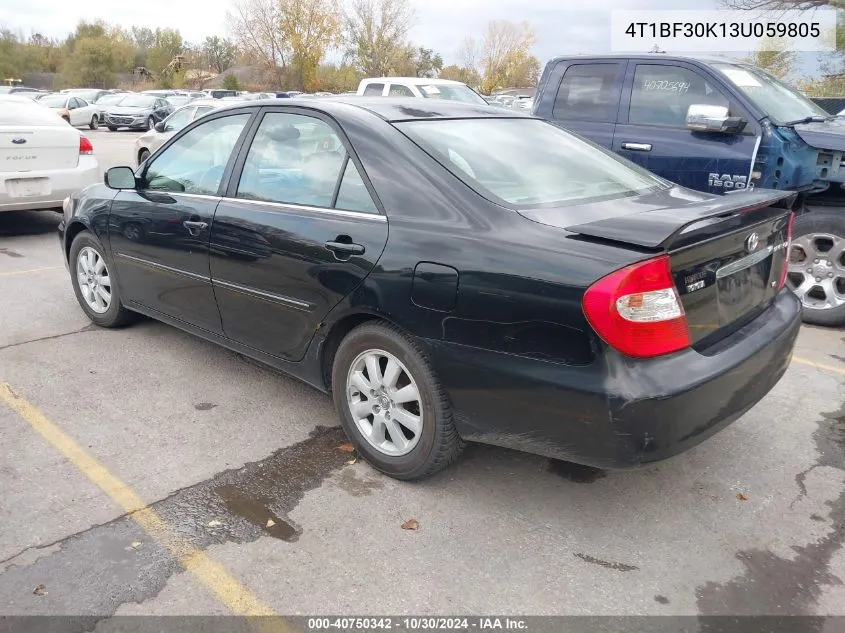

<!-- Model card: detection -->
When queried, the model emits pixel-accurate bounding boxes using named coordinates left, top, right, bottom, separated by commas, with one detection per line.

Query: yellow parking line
left=0, top=266, right=62, bottom=277
left=0, top=383, right=292, bottom=633
left=791, top=355, right=845, bottom=376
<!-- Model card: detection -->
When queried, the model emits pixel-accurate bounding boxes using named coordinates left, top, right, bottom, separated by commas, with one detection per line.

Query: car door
left=612, top=61, right=759, bottom=193
left=541, top=61, right=626, bottom=148
left=209, top=108, right=388, bottom=362
left=75, top=98, right=94, bottom=125
left=108, top=110, right=254, bottom=333
left=66, top=98, right=82, bottom=126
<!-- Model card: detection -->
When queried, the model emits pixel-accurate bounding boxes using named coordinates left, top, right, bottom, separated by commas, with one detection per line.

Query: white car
left=133, top=99, right=245, bottom=165
left=37, top=93, right=101, bottom=129
left=0, top=95, right=99, bottom=213
left=356, top=77, right=488, bottom=105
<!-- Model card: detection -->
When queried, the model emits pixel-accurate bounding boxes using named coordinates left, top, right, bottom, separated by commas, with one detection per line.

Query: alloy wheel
left=787, top=232, right=845, bottom=310
left=346, top=349, right=423, bottom=457
left=76, top=246, right=112, bottom=314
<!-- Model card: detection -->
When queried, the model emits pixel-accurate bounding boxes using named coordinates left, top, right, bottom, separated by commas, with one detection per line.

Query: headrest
left=268, top=125, right=300, bottom=142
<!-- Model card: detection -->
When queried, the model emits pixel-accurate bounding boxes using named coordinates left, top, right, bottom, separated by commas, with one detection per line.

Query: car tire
left=138, top=149, right=150, bottom=165
left=147, top=117, right=155, bottom=131
left=331, top=321, right=464, bottom=480
left=788, top=210, right=845, bottom=326
left=108, top=126, right=118, bottom=131
left=69, top=231, right=135, bottom=328
left=89, top=115, right=98, bottom=130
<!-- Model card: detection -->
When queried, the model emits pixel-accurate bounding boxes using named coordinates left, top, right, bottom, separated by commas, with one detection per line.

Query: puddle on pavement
left=215, top=484, right=298, bottom=541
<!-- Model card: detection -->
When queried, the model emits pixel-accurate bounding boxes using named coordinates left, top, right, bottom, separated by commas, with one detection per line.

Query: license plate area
left=6, top=177, right=50, bottom=198
left=715, top=246, right=773, bottom=323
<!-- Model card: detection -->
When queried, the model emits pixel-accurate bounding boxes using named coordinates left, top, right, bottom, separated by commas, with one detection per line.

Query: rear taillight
left=778, top=212, right=795, bottom=290
left=583, top=254, right=691, bottom=359
left=79, top=136, right=93, bottom=155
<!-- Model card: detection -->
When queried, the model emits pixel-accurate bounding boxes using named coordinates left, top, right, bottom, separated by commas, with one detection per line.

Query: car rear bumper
left=0, top=156, right=99, bottom=212
left=418, top=290, right=802, bottom=469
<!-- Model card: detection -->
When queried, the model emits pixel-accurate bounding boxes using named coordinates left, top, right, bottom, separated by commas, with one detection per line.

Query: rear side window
left=553, top=63, right=622, bottom=121
left=335, top=160, right=378, bottom=213
left=629, top=64, right=730, bottom=127
left=0, top=99, right=66, bottom=126
left=363, top=83, right=384, bottom=96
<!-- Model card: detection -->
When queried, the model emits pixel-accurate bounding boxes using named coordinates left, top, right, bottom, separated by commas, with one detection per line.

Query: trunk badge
left=11, top=138, right=26, bottom=144
left=745, top=232, right=760, bottom=253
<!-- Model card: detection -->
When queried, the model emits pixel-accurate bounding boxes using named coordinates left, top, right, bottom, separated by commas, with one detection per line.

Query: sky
left=0, top=0, right=830, bottom=76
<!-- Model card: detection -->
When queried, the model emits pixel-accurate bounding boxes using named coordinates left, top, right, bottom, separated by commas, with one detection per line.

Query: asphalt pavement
left=0, top=128, right=844, bottom=626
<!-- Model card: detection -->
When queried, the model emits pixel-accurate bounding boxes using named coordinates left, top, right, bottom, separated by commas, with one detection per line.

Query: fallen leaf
left=130, top=541, right=142, bottom=549
left=33, top=584, right=47, bottom=596
left=401, top=519, right=419, bottom=530
left=338, top=443, right=355, bottom=453
left=737, top=493, right=749, bottom=502
left=207, top=519, right=222, bottom=527
left=266, top=518, right=276, bottom=528
left=345, top=457, right=358, bottom=465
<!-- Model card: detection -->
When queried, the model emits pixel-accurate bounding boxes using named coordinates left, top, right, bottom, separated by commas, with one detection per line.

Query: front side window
left=236, top=112, right=347, bottom=208
left=388, top=84, right=414, bottom=97
left=164, top=106, right=194, bottom=132
left=629, top=64, right=730, bottom=127
left=144, top=113, right=251, bottom=195
left=553, top=63, right=622, bottom=121
left=363, top=83, right=384, bottom=96
left=396, top=118, right=667, bottom=208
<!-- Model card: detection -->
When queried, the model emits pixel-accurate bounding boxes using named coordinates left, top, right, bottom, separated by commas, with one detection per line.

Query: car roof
left=544, top=53, right=749, bottom=69
left=359, top=77, right=468, bottom=87
left=207, top=96, right=527, bottom=122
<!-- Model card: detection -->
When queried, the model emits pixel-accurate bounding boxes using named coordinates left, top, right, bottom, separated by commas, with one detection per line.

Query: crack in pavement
left=0, top=325, right=100, bottom=352
left=0, top=426, right=349, bottom=625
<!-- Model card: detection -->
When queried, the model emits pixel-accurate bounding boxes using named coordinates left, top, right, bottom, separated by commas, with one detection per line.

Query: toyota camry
left=58, top=98, right=801, bottom=480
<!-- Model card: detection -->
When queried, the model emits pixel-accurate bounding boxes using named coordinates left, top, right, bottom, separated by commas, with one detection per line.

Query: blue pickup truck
left=533, top=54, right=845, bottom=326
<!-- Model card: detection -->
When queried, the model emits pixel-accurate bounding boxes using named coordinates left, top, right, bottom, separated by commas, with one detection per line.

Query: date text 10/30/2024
left=307, top=617, right=529, bottom=630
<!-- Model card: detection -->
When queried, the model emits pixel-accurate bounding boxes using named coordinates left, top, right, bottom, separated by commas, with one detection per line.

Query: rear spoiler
left=565, top=189, right=797, bottom=250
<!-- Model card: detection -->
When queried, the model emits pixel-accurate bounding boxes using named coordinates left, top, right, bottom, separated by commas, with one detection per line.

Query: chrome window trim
left=221, top=196, right=387, bottom=222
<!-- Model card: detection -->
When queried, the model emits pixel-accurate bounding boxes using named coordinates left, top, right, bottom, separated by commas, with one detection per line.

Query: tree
left=202, top=35, right=238, bottom=73
left=279, top=0, right=344, bottom=91
left=476, top=20, right=537, bottom=93
left=413, top=47, right=442, bottom=77
left=147, top=28, right=184, bottom=77
left=222, top=72, right=241, bottom=90
left=59, top=33, right=134, bottom=88
left=744, top=36, right=796, bottom=78
left=721, top=0, right=845, bottom=8
left=315, top=62, right=363, bottom=91
left=344, top=0, right=415, bottom=76
left=439, top=63, right=480, bottom=87
left=228, top=0, right=289, bottom=88
left=130, top=26, right=155, bottom=67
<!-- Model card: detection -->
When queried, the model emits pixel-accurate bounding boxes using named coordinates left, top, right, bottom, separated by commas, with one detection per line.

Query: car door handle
left=621, top=142, right=652, bottom=152
left=183, top=220, right=208, bottom=236
left=325, top=240, right=365, bottom=256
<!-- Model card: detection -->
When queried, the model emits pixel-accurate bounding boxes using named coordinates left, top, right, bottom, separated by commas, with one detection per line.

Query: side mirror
left=686, top=104, right=746, bottom=134
left=104, top=166, right=137, bottom=190
left=154, top=121, right=166, bottom=132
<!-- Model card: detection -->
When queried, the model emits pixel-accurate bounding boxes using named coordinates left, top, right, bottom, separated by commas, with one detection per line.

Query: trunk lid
left=0, top=125, right=80, bottom=172
left=520, top=187, right=796, bottom=347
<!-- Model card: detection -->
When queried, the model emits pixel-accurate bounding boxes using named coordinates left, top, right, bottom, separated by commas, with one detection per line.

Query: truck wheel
left=787, top=210, right=845, bottom=326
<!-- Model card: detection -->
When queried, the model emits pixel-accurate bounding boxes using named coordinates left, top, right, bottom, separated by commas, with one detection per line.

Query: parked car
left=61, top=88, right=110, bottom=104
left=0, top=95, right=98, bottom=213
left=165, top=95, right=195, bottom=109
left=133, top=99, right=244, bottom=164
left=510, top=95, right=534, bottom=111
left=357, top=77, right=488, bottom=105
left=94, top=93, right=128, bottom=123
left=37, top=93, right=101, bottom=129
left=534, top=54, right=845, bottom=326
left=204, top=89, right=238, bottom=99
left=0, top=85, right=40, bottom=94
left=103, top=94, right=173, bottom=131
left=142, top=90, right=178, bottom=98
left=58, top=98, right=800, bottom=480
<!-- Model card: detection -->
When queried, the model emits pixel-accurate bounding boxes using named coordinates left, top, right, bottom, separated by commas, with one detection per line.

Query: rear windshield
left=39, top=95, right=69, bottom=107
left=0, top=99, right=66, bottom=126
left=418, top=84, right=487, bottom=105
left=395, top=118, right=667, bottom=208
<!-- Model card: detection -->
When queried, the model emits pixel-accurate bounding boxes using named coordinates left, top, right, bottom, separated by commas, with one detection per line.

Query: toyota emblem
left=745, top=232, right=760, bottom=253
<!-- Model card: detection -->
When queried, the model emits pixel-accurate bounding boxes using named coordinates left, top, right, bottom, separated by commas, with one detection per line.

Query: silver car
left=133, top=99, right=244, bottom=165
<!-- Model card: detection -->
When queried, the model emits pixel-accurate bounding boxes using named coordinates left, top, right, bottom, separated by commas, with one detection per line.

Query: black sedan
left=58, top=98, right=801, bottom=480
left=102, top=94, right=173, bottom=131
